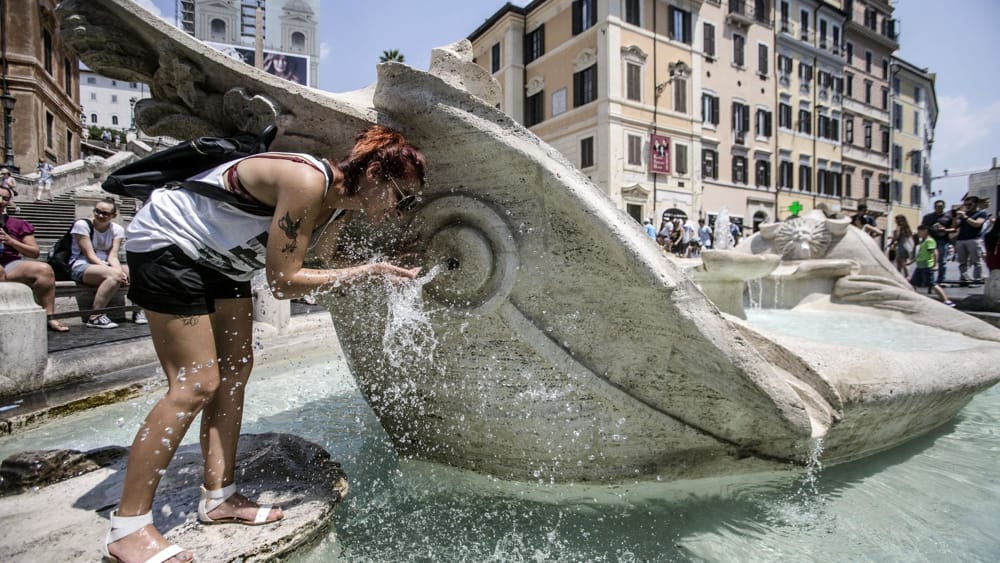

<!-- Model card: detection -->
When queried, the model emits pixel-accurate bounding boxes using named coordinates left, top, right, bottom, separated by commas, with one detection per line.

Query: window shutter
left=668, top=7, right=676, bottom=39
left=766, top=110, right=773, bottom=136
left=572, top=0, right=582, bottom=35
left=712, top=96, right=720, bottom=125
left=732, top=101, right=738, bottom=130
left=742, top=104, right=750, bottom=132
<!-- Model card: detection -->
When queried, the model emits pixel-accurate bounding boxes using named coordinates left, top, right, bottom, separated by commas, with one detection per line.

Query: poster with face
left=207, top=42, right=310, bottom=86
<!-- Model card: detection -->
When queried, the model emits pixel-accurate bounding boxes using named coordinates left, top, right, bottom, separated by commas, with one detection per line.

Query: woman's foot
left=46, top=320, right=69, bottom=332
left=105, top=512, right=193, bottom=563
left=199, top=486, right=283, bottom=525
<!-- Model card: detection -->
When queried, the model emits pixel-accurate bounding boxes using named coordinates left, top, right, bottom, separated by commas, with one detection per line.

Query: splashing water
left=714, top=207, right=734, bottom=250
left=381, top=265, right=443, bottom=370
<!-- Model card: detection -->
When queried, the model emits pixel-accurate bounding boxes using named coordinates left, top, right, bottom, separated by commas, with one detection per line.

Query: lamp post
left=0, top=90, right=15, bottom=170
left=129, top=97, right=137, bottom=130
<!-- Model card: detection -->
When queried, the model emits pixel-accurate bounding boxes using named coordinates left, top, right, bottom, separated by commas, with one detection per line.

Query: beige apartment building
left=469, top=0, right=925, bottom=236
left=890, top=56, right=937, bottom=230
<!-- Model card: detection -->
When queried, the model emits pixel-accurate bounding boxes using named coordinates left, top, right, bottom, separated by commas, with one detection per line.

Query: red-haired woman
left=105, top=125, right=426, bottom=562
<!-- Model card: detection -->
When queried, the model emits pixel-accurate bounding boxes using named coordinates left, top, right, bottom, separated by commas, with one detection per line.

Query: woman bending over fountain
left=105, top=125, right=426, bottom=563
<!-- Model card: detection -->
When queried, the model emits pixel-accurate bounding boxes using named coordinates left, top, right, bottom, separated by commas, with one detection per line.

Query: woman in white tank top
left=106, top=126, right=426, bottom=563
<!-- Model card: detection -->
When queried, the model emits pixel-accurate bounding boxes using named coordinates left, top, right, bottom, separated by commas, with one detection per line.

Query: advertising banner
left=207, top=41, right=310, bottom=86
left=650, top=133, right=671, bottom=174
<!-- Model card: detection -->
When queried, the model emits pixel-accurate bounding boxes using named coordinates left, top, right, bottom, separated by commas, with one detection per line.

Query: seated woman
left=0, top=185, right=69, bottom=332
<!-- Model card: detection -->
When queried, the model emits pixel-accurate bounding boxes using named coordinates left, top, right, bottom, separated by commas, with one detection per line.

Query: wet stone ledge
left=0, top=433, right=348, bottom=561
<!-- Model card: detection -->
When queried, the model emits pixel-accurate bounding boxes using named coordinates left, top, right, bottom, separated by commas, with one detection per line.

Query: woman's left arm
left=2, top=232, right=40, bottom=259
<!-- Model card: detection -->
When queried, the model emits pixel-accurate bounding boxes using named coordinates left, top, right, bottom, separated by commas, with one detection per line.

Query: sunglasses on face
left=94, top=209, right=114, bottom=217
left=389, top=176, right=420, bottom=213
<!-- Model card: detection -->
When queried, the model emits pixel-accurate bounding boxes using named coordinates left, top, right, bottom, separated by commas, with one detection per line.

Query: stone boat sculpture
left=58, top=0, right=1000, bottom=483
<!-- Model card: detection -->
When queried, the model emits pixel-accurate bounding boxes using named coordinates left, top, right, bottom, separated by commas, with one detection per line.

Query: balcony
left=726, top=0, right=754, bottom=28
left=845, top=18, right=899, bottom=51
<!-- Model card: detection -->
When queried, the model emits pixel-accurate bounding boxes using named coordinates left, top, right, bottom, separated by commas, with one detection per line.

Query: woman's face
left=358, top=173, right=421, bottom=225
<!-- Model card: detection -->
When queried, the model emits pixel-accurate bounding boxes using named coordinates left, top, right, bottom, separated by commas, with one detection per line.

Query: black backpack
left=101, top=126, right=280, bottom=216
left=47, top=219, right=93, bottom=281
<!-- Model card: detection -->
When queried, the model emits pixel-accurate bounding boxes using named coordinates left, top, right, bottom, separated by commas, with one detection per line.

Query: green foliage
left=379, top=49, right=405, bottom=63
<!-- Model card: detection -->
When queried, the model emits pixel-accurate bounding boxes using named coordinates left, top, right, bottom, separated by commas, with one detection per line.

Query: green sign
left=789, top=201, right=803, bottom=216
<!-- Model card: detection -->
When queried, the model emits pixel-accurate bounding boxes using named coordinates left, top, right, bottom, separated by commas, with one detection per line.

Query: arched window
left=210, top=18, right=226, bottom=41
left=90, top=113, right=98, bottom=123
left=291, top=31, right=306, bottom=50
left=111, top=115, right=119, bottom=126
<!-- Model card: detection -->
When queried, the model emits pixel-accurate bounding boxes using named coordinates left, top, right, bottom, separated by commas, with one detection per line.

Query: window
left=891, top=180, right=902, bottom=202
left=580, top=136, right=595, bottom=168
left=845, top=72, right=854, bottom=97
left=863, top=174, right=871, bottom=198
left=702, top=149, right=718, bottom=180
left=733, top=34, right=745, bottom=67
left=845, top=116, right=854, bottom=144
left=882, top=58, right=889, bottom=79
left=817, top=168, right=827, bottom=194
left=525, top=91, right=544, bottom=126
left=66, top=131, right=73, bottom=162
left=911, top=150, right=922, bottom=174
left=704, top=22, right=716, bottom=59
left=800, top=9, right=810, bottom=40
left=755, top=159, right=771, bottom=188
left=818, top=114, right=829, bottom=139
left=832, top=171, right=843, bottom=196
left=90, top=113, right=97, bottom=123
left=913, top=110, right=919, bottom=135
left=624, top=0, right=641, bottom=26
left=86, top=76, right=97, bottom=84
left=865, top=50, right=872, bottom=73
left=43, top=30, right=53, bottom=74
left=832, top=26, right=841, bottom=53
left=732, top=101, right=750, bottom=135
left=574, top=64, right=597, bottom=107
left=758, top=44, right=768, bottom=75
left=914, top=86, right=922, bottom=103
left=892, top=76, right=900, bottom=95
left=63, top=58, right=73, bottom=94
left=291, top=32, right=305, bottom=50
left=673, top=77, right=687, bottom=113
left=846, top=42, right=853, bottom=64
left=702, top=93, right=720, bottom=125
left=798, top=62, right=813, bottom=83
left=668, top=6, right=692, bottom=44
left=799, top=163, right=812, bottom=191
left=573, top=0, right=598, bottom=34
left=817, top=71, right=830, bottom=90
left=733, top=155, right=748, bottom=185
left=46, top=112, right=54, bottom=148
left=881, top=127, right=889, bottom=153
left=755, top=0, right=769, bottom=23
left=893, top=102, right=902, bottom=130
left=911, top=184, right=922, bottom=206
left=112, top=115, right=119, bottom=126
left=756, top=108, right=773, bottom=138
left=864, top=121, right=872, bottom=148
left=626, top=62, right=642, bottom=101
left=798, top=107, right=812, bottom=135
left=675, top=144, right=688, bottom=175
left=779, top=161, right=793, bottom=189
left=525, top=25, right=545, bottom=63
left=879, top=177, right=890, bottom=200
left=892, top=144, right=902, bottom=170
left=780, top=1, right=790, bottom=31
left=210, top=18, right=226, bottom=40
left=778, top=54, right=793, bottom=76
left=627, top=133, right=643, bottom=166
left=491, top=43, right=501, bottom=73
left=779, top=102, right=792, bottom=129
left=864, top=80, right=872, bottom=104
left=845, top=172, right=853, bottom=197
left=90, top=92, right=97, bottom=101
left=881, top=87, right=889, bottom=110
left=111, top=95, right=118, bottom=103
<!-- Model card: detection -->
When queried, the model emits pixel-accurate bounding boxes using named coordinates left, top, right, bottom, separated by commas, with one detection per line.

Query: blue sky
left=142, top=0, right=998, bottom=208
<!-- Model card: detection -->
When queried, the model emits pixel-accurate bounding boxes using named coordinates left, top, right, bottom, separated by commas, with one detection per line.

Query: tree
left=379, top=49, right=405, bottom=63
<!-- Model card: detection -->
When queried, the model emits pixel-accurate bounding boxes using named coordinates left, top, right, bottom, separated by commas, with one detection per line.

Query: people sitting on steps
left=68, top=197, right=147, bottom=328
left=0, top=184, right=69, bottom=332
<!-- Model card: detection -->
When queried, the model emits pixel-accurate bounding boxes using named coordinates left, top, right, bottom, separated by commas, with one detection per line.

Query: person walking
left=887, top=215, right=915, bottom=276
left=36, top=159, right=54, bottom=201
left=953, top=196, right=989, bottom=285
left=921, top=200, right=954, bottom=284
left=103, top=125, right=426, bottom=563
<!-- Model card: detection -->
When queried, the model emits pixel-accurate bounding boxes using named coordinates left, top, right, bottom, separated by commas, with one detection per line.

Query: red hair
left=337, top=125, right=427, bottom=195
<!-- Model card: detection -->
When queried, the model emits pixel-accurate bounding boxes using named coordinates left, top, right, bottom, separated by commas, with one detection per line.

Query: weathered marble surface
left=0, top=433, right=347, bottom=561
left=56, top=0, right=1000, bottom=484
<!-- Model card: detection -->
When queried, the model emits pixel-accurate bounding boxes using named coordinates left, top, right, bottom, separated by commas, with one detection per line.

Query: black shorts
left=127, top=245, right=252, bottom=316
left=910, top=266, right=934, bottom=288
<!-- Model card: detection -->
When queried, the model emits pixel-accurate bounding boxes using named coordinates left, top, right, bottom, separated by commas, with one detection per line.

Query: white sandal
left=104, top=510, right=189, bottom=563
left=197, top=484, right=278, bottom=526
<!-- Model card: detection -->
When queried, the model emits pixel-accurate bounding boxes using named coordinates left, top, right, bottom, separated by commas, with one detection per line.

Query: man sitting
left=0, top=184, right=69, bottom=331
left=69, top=197, right=146, bottom=328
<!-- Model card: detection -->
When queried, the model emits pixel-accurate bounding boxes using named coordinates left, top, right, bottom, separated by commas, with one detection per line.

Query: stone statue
left=57, top=0, right=1000, bottom=483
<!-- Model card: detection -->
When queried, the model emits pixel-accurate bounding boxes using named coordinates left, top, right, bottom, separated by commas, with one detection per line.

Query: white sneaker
left=85, top=314, right=119, bottom=329
left=133, top=310, right=148, bottom=324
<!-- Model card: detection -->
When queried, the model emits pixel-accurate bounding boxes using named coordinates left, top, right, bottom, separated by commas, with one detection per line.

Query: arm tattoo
left=278, top=212, right=302, bottom=254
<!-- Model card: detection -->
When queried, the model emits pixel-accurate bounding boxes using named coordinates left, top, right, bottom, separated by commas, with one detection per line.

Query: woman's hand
left=372, top=262, right=421, bottom=282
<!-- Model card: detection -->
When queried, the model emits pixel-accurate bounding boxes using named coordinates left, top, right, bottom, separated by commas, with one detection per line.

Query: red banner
left=650, top=134, right=671, bottom=174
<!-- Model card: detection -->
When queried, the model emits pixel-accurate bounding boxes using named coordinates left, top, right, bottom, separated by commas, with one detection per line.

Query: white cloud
left=934, top=95, right=1000, bottom=170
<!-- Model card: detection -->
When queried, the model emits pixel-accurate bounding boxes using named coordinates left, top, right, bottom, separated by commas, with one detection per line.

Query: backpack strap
left=175, top=180, right=275, bottom=216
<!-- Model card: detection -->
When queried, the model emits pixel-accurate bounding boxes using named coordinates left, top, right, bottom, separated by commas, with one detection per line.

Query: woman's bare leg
left=199, top=297, right=282, bottom=522
left=107, top=310, right=220, bottom=562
